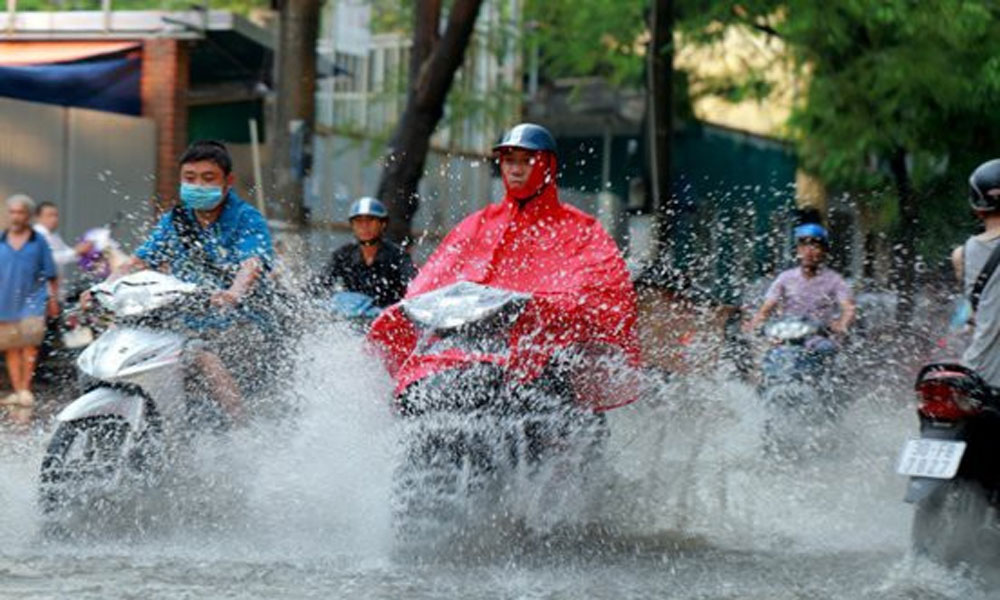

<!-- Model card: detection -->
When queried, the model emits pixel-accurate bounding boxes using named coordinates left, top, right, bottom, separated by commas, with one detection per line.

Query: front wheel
left=391, top=423, right=495, bottom=547
left=39, top=414, right=162, bottom=522
left=911, top=479, right=997, bottom=568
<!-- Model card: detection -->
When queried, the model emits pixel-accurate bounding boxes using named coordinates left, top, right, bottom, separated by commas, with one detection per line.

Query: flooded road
left=0, top=327, right=992, bottom=599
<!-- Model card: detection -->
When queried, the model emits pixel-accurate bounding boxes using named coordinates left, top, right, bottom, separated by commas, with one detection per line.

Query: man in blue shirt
left=0, top=194, right=58, bottom=411
left=106, top=140, right=274, bottom=423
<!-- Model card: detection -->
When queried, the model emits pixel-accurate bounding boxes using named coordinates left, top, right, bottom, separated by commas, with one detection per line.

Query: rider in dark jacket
left=312, top=197, right=416, bottom=308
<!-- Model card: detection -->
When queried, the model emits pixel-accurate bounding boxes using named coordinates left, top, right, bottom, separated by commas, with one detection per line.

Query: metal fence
left=0, top=96, right=156, bottom=248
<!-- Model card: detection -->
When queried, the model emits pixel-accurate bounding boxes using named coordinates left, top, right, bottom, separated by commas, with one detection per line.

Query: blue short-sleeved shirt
left=0, top=229, right=57, bottom=321
left=134, top=192, right=274, bottom=330
left=135, top=192, right=273, bottom=289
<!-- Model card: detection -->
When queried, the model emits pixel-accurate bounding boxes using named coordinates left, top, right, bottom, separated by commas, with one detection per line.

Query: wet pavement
left=0, top=326, right=993, bottom=599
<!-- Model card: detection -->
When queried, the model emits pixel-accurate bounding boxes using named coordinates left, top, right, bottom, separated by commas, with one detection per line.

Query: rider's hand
left=210, top=289, right=240, bottom=310
left=79, top=290, right=93, bottom=312
left=741, top=319, right=758, bottom=334
left=829, top=321, right=849, bottom=335
left=46, top=297, right=60, bottom=319
left=75, top=240, right=94, bottom=256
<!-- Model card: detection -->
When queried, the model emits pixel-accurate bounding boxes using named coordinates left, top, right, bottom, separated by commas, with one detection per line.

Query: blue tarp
left=0, top=55, right=141, bottom=115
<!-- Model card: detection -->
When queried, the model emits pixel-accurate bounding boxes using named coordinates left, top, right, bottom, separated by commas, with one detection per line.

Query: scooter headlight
left=764, top=320, right=817, bottom=341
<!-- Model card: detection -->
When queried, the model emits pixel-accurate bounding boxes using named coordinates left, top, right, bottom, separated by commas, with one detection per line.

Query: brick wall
left=141, top=39, right=190, bottom=213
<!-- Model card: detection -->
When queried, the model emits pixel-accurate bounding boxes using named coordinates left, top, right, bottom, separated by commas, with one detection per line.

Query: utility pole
left=648, top=0, right=674, bottom=269
left=272, top=0, right=320, bottom=227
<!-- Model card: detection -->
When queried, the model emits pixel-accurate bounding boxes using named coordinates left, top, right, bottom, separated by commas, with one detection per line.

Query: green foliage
left=368, top=0, right=412, bottom=33
left=497, top=0, right=1000, bottom=262
left=694, top=70, right=774, bottom=104
left=522, top=0, right=648, bottom=85
left=794, top=1, right=1000, bottom=258
left=680, top=0, right=1000, bottom=260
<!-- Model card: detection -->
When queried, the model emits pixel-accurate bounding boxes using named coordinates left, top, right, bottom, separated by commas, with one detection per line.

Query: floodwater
left=0, top=324, right=993, bottom=599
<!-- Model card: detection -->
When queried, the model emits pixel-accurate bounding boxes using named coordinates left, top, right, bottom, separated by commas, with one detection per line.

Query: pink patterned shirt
left=764, top=266, right=852, bottom=325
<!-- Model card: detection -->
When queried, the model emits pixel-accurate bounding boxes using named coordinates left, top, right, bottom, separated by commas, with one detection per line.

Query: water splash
left=0, top=309, right=988, bottom=597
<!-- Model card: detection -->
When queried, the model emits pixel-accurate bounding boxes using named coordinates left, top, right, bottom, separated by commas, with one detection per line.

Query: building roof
left=0, top=10, right=270, bottom=44
left=0, top=9, right=344, bottom=81
left=0, top=10, right=277, bottom=110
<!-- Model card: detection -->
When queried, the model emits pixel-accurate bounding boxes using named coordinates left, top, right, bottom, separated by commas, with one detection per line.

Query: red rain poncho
left=368, top=184, right=640, bottom=411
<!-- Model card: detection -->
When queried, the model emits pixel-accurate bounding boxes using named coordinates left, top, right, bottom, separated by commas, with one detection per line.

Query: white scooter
left=38, top=271, right=234, bottom=522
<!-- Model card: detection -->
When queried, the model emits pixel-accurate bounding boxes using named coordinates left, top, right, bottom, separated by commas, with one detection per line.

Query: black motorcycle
left=758, top=317, right=844, bottom=457
left=898, top=362, right=1000, bottom=570
left=389, top=282, right=608, bottom=543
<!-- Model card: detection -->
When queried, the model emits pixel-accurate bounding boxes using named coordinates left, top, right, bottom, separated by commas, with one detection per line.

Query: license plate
left=896, top=439, right=966, bottom=479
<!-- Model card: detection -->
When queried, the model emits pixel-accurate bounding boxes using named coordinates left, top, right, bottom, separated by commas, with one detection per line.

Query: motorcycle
left=758, top=317, right=844, bottom=457
left=326, top=290, right=382, bottom=330
left=387, top=281, right=608, bottom=542
left=37, top=270, right=280, bottom=529
left=897, top=362, right=1000, bottom=571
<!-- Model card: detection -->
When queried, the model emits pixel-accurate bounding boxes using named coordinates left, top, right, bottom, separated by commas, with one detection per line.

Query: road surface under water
left=0, top=324, right=992, bottom=599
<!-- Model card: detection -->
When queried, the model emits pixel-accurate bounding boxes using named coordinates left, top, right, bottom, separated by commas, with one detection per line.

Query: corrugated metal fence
left=0, top=96, right=156, bottom=248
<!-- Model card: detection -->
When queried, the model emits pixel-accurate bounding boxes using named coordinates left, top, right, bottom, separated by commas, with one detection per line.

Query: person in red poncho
left=368, top=123, right=640, bottom=412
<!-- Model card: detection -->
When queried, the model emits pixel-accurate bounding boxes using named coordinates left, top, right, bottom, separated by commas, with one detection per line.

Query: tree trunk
left=272, top=0, right=320, bottom=227
left=890, top=147, right=918, bottom=326
left=376, top=0, right=485, bottom=244
left=648, top=0, right=675, bottom=275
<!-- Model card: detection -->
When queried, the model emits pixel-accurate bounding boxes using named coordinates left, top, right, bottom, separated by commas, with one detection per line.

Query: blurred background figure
left=33, top=201, right=89, bottom=383
left=310, top=196, right=416, bottom=320
left=0, top=194, right=58, bottom=424
left=33, top=204, right=124, bottom=386
left=33, top=201, right=83, bottom=301
left=75, top=225, right=128, bottom=286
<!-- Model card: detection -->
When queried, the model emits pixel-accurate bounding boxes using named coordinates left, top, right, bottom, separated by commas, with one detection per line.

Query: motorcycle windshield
left=93, top=271, right=197, bottom=318
left=400, top=281, right=531, bottom=331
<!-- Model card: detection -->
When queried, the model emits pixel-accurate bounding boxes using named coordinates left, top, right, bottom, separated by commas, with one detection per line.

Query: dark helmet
left=492, top=123, right=557, bottom=155
left=348, top=197, right=388, bottom=220
left=793, top=223, right=829, bottom=249
left=969, top=159, right=1000, bottom=212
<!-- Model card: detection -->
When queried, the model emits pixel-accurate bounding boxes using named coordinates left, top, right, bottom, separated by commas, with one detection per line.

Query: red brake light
left=917, top=380, right=982, bottom=420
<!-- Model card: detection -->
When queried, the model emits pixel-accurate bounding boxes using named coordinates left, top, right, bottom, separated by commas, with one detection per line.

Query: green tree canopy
left=523, top=0, right=648, bottom=85
left=674, top=0, right=1000, bottom=323
left=685, top=1, right=1000, bottom=250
